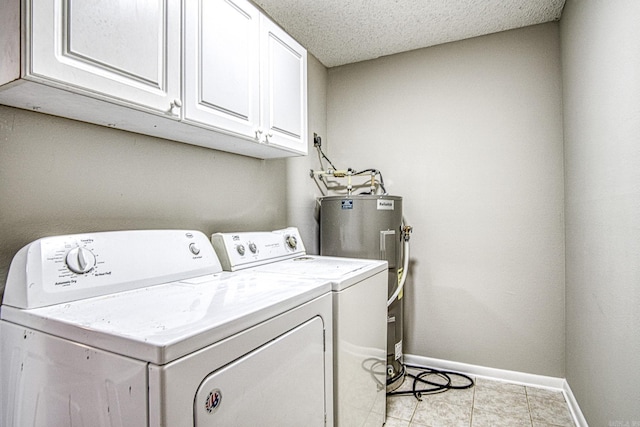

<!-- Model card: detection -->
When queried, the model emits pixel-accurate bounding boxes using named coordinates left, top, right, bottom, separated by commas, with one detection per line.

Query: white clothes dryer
left=212, top=227, right=388, bottom=427
left=0, top=230, right=333, bottom=427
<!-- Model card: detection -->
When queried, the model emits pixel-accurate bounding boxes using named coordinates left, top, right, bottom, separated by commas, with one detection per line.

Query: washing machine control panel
left=211, top=227, right=306, bottom=271
left=2, top=230, right=222, bottom=309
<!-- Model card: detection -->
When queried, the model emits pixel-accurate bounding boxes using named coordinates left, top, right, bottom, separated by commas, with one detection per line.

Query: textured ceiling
left=254, top=0, right=566, bottom=67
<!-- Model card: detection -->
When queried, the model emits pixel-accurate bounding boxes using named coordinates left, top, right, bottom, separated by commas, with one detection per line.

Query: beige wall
left=0, top=105, right=288, bottom=295
left=562, top=0, right=640, bottom=424
left=286, top=54, right=328, bottom=255
left=325, top=23, right=565, bottom=376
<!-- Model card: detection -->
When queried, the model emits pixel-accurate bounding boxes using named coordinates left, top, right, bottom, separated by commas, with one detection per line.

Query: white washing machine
left=212, top=227, right=388, bottom=427
left=0, top=230, right=334, bottom=427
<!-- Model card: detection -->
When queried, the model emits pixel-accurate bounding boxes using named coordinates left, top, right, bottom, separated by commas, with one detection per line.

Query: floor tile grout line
left=406, top=393, right=418, bottom=426
left=525, top=386, right=534, bottom=427
left=469, top=381, right=476, bottom=427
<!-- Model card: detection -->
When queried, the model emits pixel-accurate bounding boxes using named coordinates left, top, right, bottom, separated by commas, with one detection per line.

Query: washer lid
left=1, top=271, right=331, bottom=365
left=250, top=255, right=387, bottom=291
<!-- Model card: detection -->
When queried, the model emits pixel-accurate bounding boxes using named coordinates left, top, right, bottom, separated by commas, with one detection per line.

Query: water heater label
left=377, top=200, right=395, bottom=210
left=395, top=340, right=403, bottom=360
left=341, top=200, right=354, bottom=210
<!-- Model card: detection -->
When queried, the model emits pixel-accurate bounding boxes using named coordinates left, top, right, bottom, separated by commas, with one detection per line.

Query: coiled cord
left=387, top=364, right=475, bottom=400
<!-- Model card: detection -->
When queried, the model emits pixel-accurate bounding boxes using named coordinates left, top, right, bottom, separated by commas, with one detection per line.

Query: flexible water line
left=387, top=236, right=410, bottom=307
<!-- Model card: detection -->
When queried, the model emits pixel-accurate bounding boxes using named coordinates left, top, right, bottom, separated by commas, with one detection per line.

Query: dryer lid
left=251, top=255, right=388, bottom=291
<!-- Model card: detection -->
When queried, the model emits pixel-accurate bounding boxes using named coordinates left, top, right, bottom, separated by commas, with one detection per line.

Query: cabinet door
left=260, top=16, right=308, bottom=155
left=28, top=0, right=180, bottom=115
left=184, top=0, right=260, bottom=139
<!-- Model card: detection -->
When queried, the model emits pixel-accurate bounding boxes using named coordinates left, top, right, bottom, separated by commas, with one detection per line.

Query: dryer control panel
left=2, top=230, right=222, bottom=309
left=211, top=227, right=306, bottom=271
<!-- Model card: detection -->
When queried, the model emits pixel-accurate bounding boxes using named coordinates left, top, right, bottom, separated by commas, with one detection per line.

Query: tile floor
left=385, top=367, right=575, bottom=427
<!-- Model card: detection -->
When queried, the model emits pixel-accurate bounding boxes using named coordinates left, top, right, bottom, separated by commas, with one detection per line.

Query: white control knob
left=248, top=242, right=257, bottom=254
left=189, top=243, right=201, bottom=255
left=65, top=247, right=96, bottom=274
left=285, top=235, right=298, bottom=250
left=236, top=244, right=246, bottom=256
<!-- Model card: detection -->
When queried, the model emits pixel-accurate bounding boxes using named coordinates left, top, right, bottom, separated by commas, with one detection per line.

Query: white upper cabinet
left=29, top=0, right=181, bottom=115
left=184, top=0, right=261, bottom=138
left=0, top=0, right=307, bottom=158
left=184, top=0, right=307, bottom=155
left=260, top=15, right=308, bottom=154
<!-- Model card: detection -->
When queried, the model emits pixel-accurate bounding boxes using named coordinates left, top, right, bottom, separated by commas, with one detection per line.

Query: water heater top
left=319, top=194, right=402, bottom=201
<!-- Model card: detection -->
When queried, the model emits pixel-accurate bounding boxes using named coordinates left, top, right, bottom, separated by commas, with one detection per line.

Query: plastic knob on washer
left=189, top=243, right=201, bottom=255
left=285, top=235, right=297, bottom=250
left=236, top=244, right=246, bottom=256
left=65, top=247, right=96, bottom=274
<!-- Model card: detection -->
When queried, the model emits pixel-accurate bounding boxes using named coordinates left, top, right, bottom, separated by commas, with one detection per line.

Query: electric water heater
left=320, top=194, right=406, bottom=391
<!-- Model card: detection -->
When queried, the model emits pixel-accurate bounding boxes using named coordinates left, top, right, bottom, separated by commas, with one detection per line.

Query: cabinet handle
left=169, top=99, right=182, bottom=115
left=255, top=128, right=264, bottom=142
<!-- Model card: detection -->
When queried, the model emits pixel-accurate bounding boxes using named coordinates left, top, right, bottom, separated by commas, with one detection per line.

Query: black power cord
left=313, top=133, right=337, bottom=170
left=387, top=364, right=475, bottom=400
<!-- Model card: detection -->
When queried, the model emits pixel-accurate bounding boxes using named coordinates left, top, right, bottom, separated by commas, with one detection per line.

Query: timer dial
left=189, top=243, right=201, bottom=255
left=285, top=235, right=298, bottom=250
left=66, top=247, right=96, bottom=274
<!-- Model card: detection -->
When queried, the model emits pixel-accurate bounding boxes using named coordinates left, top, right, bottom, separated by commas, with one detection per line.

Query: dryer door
left=194, top=316, right=326, bottom=426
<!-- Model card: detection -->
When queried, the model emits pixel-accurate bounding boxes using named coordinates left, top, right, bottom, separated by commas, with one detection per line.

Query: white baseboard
left=563, top=380, right=589, bottom=427
left=403, top=354, right=588, bottom=427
